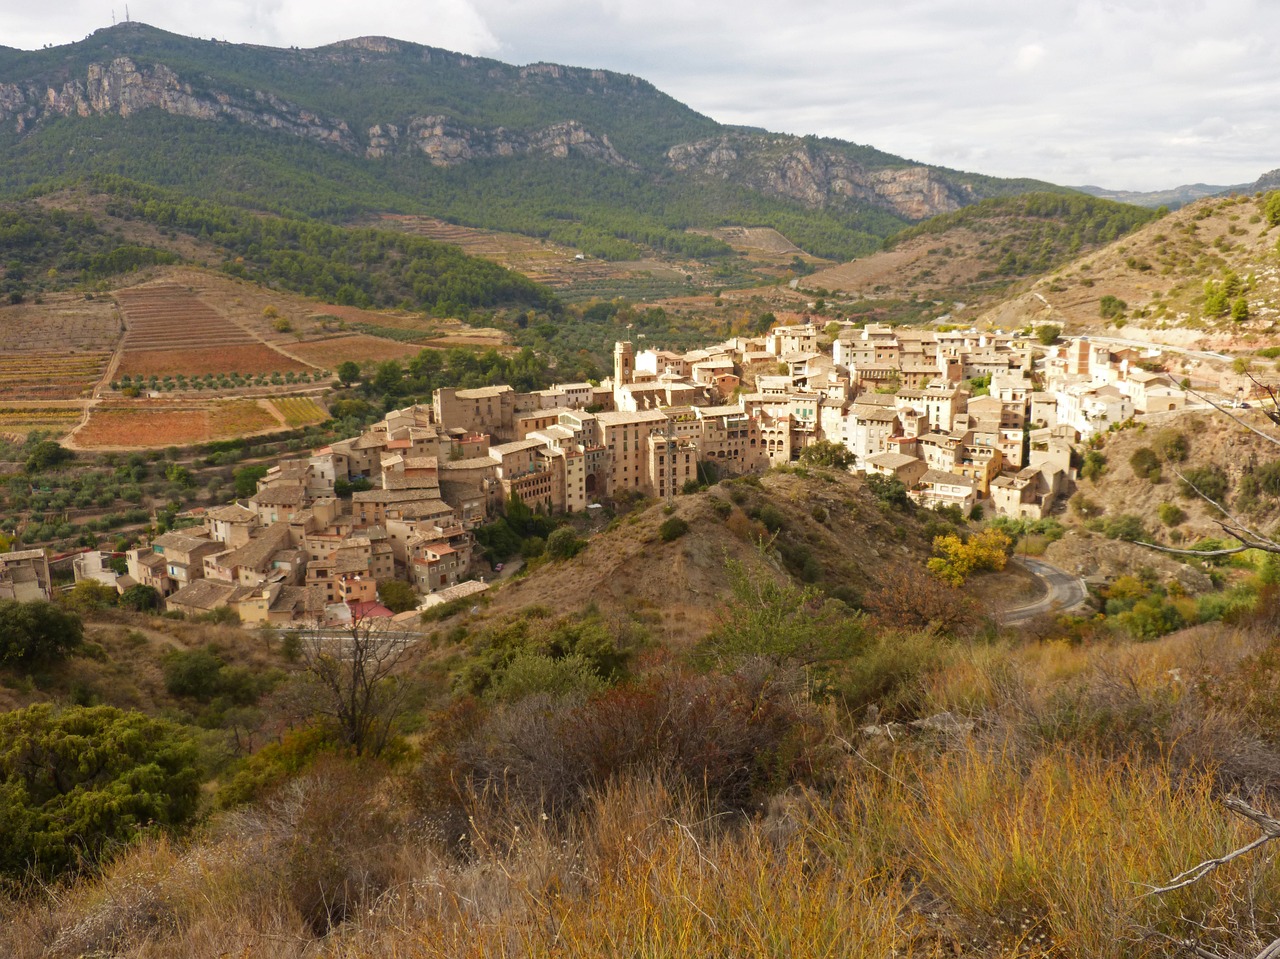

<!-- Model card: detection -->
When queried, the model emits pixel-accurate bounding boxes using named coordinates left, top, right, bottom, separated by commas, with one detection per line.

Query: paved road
left=1078, top=333, right=1234, bottom=364
left=1001, top=556, right=1090, bottom=623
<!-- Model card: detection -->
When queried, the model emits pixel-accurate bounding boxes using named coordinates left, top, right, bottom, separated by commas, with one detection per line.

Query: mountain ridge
left=0, top=22, right=1076, bottom=261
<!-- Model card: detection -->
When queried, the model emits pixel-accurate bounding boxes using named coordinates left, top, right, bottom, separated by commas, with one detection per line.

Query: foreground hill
left=0, top=22, right=1071, bottom=261
left=472, top=468, right=955, bottom=646
left=804, top=192, right=1157, bottom=322
left=976, top=191, right=1280, bottom=348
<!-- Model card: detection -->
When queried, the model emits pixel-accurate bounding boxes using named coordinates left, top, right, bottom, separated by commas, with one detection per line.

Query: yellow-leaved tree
left=927, top=527, right=1012, bottom=587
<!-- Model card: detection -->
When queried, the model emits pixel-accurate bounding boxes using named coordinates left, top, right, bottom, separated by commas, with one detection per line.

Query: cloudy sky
left=3, top=0, right=1277, bottom=191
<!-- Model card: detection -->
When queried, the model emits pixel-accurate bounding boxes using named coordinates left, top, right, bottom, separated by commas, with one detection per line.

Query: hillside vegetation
left=982, top=190, right=1280, bottom=344
left=805, top=192, right=1159, bottom=322
left=3, top=465, right=1280, bottom=956
left=0, top=178, right=555, bottom=315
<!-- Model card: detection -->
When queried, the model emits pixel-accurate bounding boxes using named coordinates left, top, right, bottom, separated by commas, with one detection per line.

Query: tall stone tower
left=613, top=340, right=634, bottom=387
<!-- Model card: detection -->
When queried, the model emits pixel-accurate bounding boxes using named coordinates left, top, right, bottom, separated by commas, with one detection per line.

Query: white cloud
left=1013, top=42, right=1045, bottom=72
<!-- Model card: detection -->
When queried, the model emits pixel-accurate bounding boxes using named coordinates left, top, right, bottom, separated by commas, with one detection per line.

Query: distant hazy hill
left=1073, top=181, right=1257, bottom=210
left=0, top=22, right=1074, bottom=261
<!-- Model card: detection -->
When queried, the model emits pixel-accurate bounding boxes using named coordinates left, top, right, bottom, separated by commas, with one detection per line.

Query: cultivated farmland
left=0, top=351, right=111, bottom=401
left=0, top=406, right=82, bottom=440
left=270, top=396, right=329, bottom=428
left=75, top=399, right=282, bottom=449
left=290, top=334, right=425, bottom=368
left=114, top=284, right=309, bottom=378
left=0, top=293, right=122, bottom=353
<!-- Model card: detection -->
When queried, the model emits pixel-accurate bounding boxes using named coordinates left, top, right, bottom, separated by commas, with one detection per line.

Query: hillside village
left=44, top=315, right=1210, bottom=627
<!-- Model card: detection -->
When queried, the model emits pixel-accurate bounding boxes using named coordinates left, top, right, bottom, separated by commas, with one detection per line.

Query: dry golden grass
left=6, top=724, right=1279, bottom=959
left=5, top=606, right=1280, bottom=957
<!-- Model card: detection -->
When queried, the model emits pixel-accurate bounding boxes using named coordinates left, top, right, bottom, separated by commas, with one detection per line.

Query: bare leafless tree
left=300, top=607, right=415, bottom=757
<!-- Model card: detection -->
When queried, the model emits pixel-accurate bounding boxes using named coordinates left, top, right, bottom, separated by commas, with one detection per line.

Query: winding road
left=1001, top=557, right=1090, bottom=623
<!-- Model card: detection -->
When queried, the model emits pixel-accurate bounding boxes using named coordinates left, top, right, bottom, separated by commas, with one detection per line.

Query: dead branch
left=1179, top=382, right=1280, bottom=450
left=1144, top=797, right=1280, bottom=896
left=1135, top=464, right=1280, bottom=557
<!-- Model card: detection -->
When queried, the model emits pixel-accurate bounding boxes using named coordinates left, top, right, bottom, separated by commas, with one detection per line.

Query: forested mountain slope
left=0, top=22, right=1074, bottom=261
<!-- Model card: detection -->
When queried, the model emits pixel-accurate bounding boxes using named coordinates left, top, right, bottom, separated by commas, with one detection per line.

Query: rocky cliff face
left=666, top=135, right=976, bottom=220
left=366, top=116, right=635, bottom=167
left=0, top=56, right=633, bottom=168
left=0, top=57, right=358, bottom=149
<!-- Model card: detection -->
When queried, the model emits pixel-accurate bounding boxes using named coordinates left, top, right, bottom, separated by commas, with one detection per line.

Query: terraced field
left=0, top=406, right=82, bottom=440
left=0, top=293, right=121, bottom=353
left=271, top=396, right=329, bottom=428
left=75, top=399, right=283, bottom=449
left=114, top=284, right=309, bottom=377
left=0, top=351, right=111, bottom=401
left=370, top=215, right=570, bottom=285
left=290, top=334, right=425, bottom=367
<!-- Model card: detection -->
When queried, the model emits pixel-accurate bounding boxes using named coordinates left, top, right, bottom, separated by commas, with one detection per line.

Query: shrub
left=0, top=600, right=83, bottom=668
left=1179, top=466, right=1228, bottom=503
left=454, top=612, right=631, bottom=699
left=1080, top=450, right=1107, bottom=482
left=725, top=510, right=767, bottom=543
left=1151, top=428, right=1188, bottom=462
left=862, top=563, right=981, bottom=636
left=1129, top=447, right=1161, bottom=481
left=0, top=704, right=201, bottom=879
left=755, top=503, right=786, bottom=533
left=1035, top=323, right=1062, bottom=345
left=1255, top=460, right=1280, bottom=497
left=1099, top=295, right=1127, bottom=319
left=162, top=645, right=267, bottom=706
left=258, top=758, right=405, bottom=935
left=24, top=440, right=71, bottom=474
left=1102, top=514, right=1146, bottom=542
left=1158, top=502, right=1186, bottom=527
left=658, top=516, right=689, bottom=542
left=797, top=440, right=855, bottom=470
left=865, top=473, right=910, bottom=509
left=377, top=579, right=419, bottom=613
left=119, top=578, right=162, bottom=609
left=1069, top=493, right=1103, bottom=518
left=927, top=528, right=1012, bottom=586
left=452, top=666, right=826, bottom=815
left=485, top=651, right=607, bottom=703
left=546, top=527, right=587, bottom=561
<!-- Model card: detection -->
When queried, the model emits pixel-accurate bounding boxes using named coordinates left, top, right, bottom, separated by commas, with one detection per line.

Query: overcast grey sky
left=3, top=0, right=1277, bottom=191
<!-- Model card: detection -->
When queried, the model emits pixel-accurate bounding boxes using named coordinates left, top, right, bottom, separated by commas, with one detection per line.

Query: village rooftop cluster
left=44, top=316, right=1193, bottom=626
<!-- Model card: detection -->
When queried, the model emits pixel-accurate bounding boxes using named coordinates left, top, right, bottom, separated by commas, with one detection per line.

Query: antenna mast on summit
left=125, top=5, right=130, bottom=22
